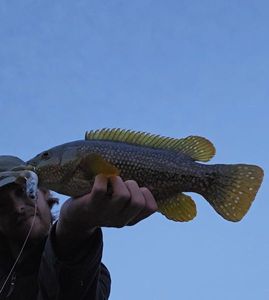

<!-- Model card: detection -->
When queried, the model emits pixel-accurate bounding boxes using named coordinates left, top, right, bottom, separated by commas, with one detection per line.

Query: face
left=0, top=183, right=52, bottom=243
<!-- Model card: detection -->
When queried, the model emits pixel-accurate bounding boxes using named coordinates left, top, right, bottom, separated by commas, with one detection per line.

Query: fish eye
left=41, top=151, right=50, bottom=160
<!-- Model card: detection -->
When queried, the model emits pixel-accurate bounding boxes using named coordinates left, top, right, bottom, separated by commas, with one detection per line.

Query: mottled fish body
left=27, top=129, right=264, bottom=222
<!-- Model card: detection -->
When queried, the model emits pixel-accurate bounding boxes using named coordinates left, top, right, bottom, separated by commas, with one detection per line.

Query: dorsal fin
left=85, top=128, right=216, bottom=162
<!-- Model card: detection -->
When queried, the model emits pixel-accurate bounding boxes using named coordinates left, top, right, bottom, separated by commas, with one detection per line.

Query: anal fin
left=158, top=193, right=197, bottom=222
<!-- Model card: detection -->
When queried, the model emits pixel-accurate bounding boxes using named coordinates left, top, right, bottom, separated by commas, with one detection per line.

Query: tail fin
left=202, top=164, right=264, bottom=222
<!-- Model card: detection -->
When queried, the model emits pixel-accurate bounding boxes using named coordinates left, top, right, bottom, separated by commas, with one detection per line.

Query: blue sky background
left=0, top=1, right=268, bottom=299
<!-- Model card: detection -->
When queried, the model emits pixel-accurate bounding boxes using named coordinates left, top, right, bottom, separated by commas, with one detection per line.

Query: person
left=0, top=156, right=158, bottom=300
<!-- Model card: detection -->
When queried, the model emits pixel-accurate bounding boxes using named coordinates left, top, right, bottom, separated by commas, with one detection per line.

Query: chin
left=16, top=219, right=50, bottom=242
left=30, top=223, right=50, bottom=240
left=29, top=228, right=49, bottom=240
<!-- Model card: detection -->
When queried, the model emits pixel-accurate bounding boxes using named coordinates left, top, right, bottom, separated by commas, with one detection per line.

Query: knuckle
left=92, top=186, right=106, bottom=198
left=147, top=200, right=158, bottom=213
left=114, top=221, right=126, bottom=228
left=140, top=187, right=149, bottom=193
left=140, top=187, right=152, bottom=197
left=140, top=188, right=158, bottom=212
left=113, top=190, right=130, bottom=202
left=147, top=205, right=157, bottom=214
left=140, top=187, right=153, bottom=201
left=125, top=180, right=139, bottom=188
left=131, top=195, right=145, bottom=210
left=127, top=220, right=138, bottom=226
left=113, top=176, right=123, bottom=184
left=121, top=191, right=131, bottom=201
left=115, top=224, right=124, bottom=229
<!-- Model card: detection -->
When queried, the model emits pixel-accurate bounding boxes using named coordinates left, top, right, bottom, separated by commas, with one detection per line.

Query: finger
left=127, top=187, right=158, bottom=225
left=109, top=176, right=131, bottom=208
left=88, top=174, right=108, bottom=202
left=125, top=180, right=146, bottom=211
left=93, top=177, right=132, bottom=227
left=140, top=187, right=158, bottom=212
left=117, top=180, right=146, bottom=225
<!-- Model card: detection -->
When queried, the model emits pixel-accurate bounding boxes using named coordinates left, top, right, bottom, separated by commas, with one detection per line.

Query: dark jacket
left=0, top=224, right=111, bottom=300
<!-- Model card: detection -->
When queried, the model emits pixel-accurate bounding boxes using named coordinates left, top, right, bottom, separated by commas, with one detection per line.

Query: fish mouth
left=11, top=164, right=35, bottom=171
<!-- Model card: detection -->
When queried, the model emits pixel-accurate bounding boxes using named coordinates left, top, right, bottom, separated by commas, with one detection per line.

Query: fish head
left=27, top=147, right=62, bottom=184
left=27, top=143, right=80, bottom=189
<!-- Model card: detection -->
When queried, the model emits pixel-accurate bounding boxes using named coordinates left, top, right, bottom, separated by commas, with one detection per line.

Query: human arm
left=38, top=225, right=110, bottom=300
left=39, top=175, right=157, bottom=300
left=55, top=174, right=158, bottom=258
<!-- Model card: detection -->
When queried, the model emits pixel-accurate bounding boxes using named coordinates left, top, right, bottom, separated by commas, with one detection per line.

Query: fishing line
left=0, top=199, right=38, bottom=295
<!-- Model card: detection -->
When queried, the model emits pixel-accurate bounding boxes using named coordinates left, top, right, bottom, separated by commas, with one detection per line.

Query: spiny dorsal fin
left=85, top=128, right=215, bottom=162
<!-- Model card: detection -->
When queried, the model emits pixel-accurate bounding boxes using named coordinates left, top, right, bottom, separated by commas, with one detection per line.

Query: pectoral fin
left=158, top=193, right=197, bottom=222
left=79, top=153, right=120, bottom=177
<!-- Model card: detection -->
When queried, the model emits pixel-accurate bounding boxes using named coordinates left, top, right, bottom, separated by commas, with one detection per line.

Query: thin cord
left=0, top=201, right=38, bottom=295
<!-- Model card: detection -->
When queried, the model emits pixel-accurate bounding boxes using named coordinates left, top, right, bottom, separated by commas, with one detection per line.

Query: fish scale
left=83, top=140, right=197, bottom=200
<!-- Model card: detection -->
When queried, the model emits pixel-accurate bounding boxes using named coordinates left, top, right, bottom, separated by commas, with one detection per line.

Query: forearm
left=38, top=223, right=111, bottom=300
left=54, top=218, right=97, bottom=260
left=43, top=175, right=157, bottom=299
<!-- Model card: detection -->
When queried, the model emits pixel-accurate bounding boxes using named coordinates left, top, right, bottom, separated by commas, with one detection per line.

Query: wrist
left=56, top=218, right=97, bottom=241
left=54, top=220, right=98, bottom=260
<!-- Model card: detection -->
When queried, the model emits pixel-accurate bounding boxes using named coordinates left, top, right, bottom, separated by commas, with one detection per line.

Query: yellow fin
left=85, top=128, right=215, bottom=162
left=158, top=193, right=197, bottom=222
left=172, top=135, right=215, bottom=162
left=203, top=164, right=264, bottom=222
left=80, top=153, right=120, bottom=177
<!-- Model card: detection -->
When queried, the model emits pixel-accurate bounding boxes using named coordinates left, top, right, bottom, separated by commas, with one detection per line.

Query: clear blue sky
left=1, top=1, right=268, bottom=299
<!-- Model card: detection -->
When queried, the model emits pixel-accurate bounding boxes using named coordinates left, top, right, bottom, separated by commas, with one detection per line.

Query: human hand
left=56, top=174, right=158, bottom=241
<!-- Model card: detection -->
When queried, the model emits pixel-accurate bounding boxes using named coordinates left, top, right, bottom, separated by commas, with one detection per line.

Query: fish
left=26, top=128, right=264, bottom=222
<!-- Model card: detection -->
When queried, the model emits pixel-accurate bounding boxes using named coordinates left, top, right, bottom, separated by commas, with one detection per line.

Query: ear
left=47, top=196, right=59, bottom=209
left=39, top=188, right=59, bottom=210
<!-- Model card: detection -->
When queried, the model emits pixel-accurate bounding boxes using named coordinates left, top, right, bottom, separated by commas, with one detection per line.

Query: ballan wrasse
left=27, top=129, right=264, bottom=222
